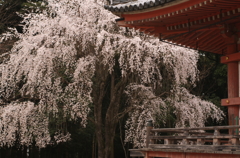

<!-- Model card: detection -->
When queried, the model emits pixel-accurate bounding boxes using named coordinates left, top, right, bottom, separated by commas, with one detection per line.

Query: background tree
left=0, top=0, right=46, bottom=53
left=193, top=51, right=228, bottom=126
left=0, top=0, right=224, bottom=158
left=0, top=0, right=25, bottom=34
left=0, top=0, right=24, bottom=53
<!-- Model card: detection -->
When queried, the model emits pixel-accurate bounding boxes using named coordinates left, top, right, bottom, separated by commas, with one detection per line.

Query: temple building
left=105, top=0, right=240, bottom=157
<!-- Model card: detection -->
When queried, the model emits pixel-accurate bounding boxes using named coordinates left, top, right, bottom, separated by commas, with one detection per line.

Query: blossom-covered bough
left=0, top=0, right=224, bottom=157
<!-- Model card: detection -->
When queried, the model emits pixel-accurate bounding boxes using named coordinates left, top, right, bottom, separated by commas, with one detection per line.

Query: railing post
left=164, top=139, right=173, bottom=145
left=197, top=139, right=204, bottom=145
left=214, top=129, right=220, bottom=136
left=213, top=129, right=220, bottom=145
left=146, top=120, right=153, bottom=148
left=231, top=138, right=239, bottom=145
left=182, top=130, right=189, bottom=145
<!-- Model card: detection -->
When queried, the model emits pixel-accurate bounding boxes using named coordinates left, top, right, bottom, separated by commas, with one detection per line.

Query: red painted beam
left=222, top=97, right=240, bottom=106
left=147, top=151, right=240, bottom=158
left=221, top=52, right=240, bottom=64
left=148, top=151, right=185, bottom=158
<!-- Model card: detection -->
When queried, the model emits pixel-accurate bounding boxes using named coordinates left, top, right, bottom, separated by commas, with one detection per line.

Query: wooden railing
left=146, top=124, right=240, bottom=152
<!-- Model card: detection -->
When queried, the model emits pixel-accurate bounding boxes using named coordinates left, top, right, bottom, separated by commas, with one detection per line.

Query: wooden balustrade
left=146, top=125, right=240, bottom=152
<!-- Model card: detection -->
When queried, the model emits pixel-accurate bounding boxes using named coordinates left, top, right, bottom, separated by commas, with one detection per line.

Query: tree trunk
left=94, top=95, right=105, bottom=158
left=93, top=64, right=107, bottom=158
left=93, top=62, right=126, bottom=158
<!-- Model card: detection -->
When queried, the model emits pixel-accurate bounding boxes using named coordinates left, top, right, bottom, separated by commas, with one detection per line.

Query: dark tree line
left=0, top=0, right=26, bottom=34
left=0, top=0, right=47, bottom=53
left=194, top=51, right=228, bottom=126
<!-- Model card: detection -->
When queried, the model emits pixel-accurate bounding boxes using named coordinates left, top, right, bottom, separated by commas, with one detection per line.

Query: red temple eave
left=121, top=0, right=209, bottom=22
left=118, top=0, right=240, bottom=24
left=109, top=0, right=240, bottom=126
left=114, top=0, right=240, bottom=54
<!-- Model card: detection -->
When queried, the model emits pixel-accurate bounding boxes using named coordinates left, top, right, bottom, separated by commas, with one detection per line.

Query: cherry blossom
left=0, top=0, right=224, bottom=149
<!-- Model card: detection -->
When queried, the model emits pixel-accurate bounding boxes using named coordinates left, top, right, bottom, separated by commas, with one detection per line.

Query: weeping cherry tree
left=0, top=0, right=224, bottom=157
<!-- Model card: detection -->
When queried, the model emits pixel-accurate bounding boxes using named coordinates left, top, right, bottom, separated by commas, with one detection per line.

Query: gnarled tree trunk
left=92, top=61, right=126, bottom=158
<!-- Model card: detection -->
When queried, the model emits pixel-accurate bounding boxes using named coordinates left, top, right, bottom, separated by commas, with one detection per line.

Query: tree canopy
left=0, top=0, right=225, bottom=157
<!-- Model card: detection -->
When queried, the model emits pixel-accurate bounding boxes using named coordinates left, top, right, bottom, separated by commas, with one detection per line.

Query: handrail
left=151, top=125, right=240, bottom=132
left=146, top=125, right=240, bottom=149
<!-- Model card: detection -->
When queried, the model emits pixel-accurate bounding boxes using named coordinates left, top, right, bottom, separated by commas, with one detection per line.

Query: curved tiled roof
left=105, top=0, right=240, bottom=54
left=104, top=0, right=177, bottom=13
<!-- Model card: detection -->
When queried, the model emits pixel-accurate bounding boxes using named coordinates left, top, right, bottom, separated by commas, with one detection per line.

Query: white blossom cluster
left=0, top=0, right=224, bottom=148
left=124, top=84, right=167, bottom=147
left=171, top=87, right=224, bottom=128
left=0, top=28, right=19, bottom=44
left=0, top=102, right=50, bottom=148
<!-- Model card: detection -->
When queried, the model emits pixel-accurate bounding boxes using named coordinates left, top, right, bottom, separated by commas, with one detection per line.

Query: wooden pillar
left=221, top=24, right=240, bottom=136
left=225, top=24, right=239, bottom=131
left=227, top=62, right=239, bottom=127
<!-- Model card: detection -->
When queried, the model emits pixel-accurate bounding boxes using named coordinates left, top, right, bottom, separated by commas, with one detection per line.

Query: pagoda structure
left=105, top=0, right=240, bottom=127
